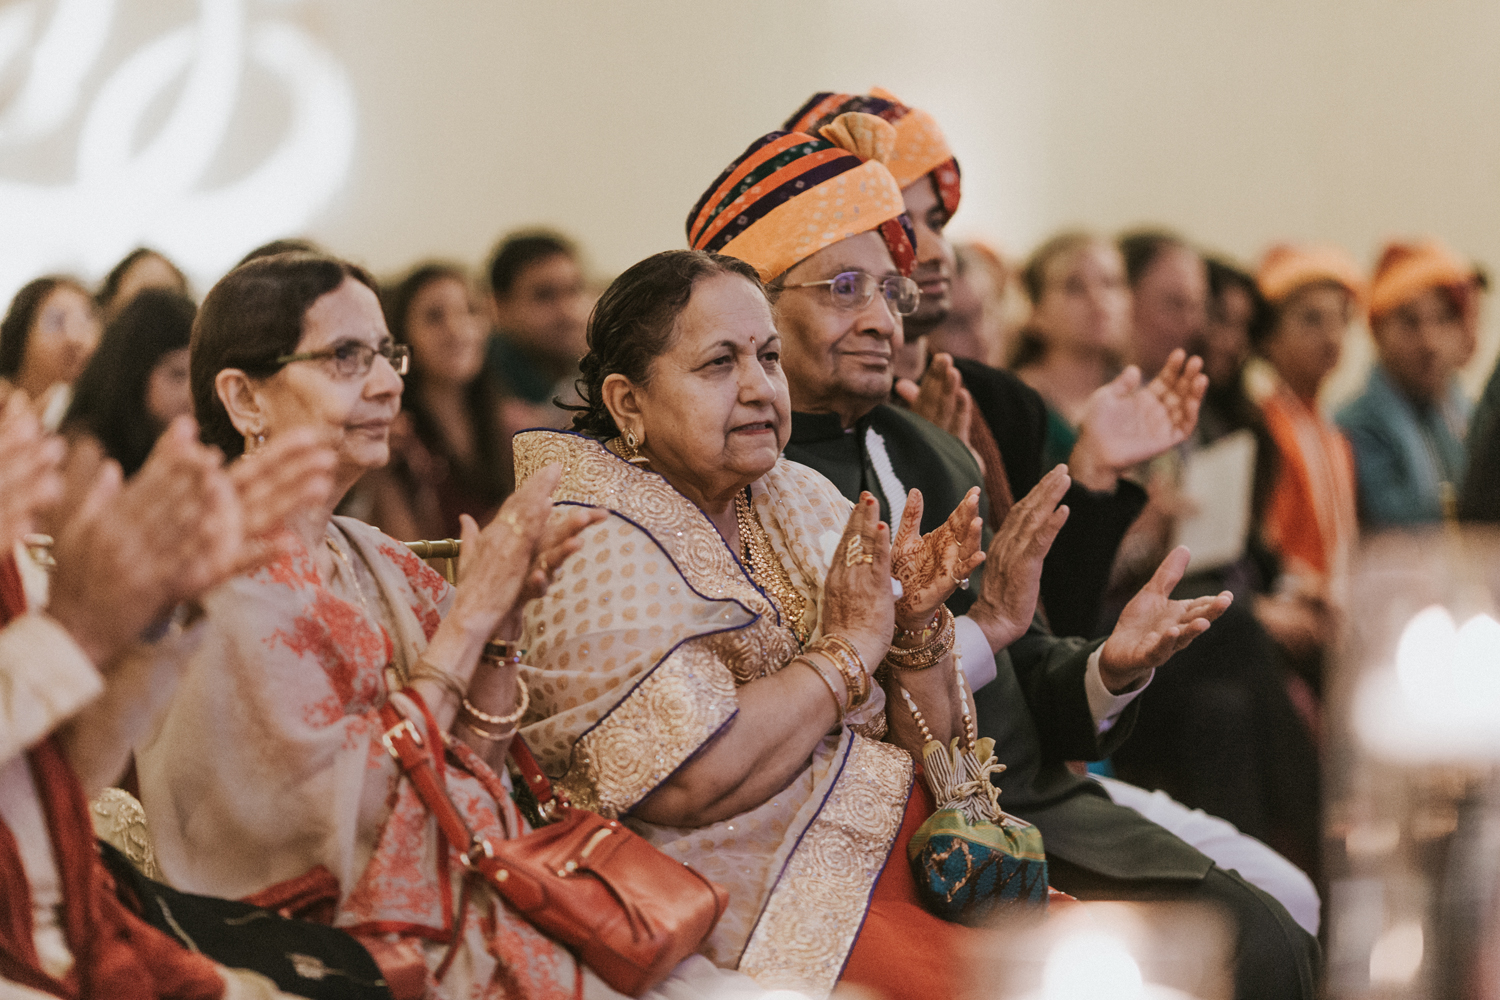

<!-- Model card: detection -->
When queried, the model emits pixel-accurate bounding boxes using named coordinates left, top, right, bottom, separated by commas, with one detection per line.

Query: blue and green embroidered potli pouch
left=907, top=734, right=1049, bottom=924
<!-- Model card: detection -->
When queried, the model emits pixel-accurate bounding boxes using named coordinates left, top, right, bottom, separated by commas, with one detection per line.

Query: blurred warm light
left=972, top=902, right=1231, bottom=1000
left=0, top=0, right=355, bottom=299
left=1368, top=921, right=1424, bottom=986
left=1040, top=931, right=1146, bottom=1000
left=1353, top=604, right=1500, bottom=763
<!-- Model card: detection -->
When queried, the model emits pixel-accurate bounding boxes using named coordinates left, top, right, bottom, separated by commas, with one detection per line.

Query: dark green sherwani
left=785, top=404, right=1316, bottom=1000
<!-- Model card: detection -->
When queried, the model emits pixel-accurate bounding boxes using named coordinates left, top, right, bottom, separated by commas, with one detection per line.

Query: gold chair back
left=404, top=538, right=462, bottom=584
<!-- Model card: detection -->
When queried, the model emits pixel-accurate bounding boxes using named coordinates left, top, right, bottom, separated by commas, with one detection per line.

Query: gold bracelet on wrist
left=462, top=718, right=516, bottom=742
left=798, top=653, right=847, bottom=716
left=807, top=634, right=869, bottom=709
left=883, top=605, right=955, bottom=672
left=893, top=609, right=943, bottom=645
left=462, top=679, right=530, bottom=728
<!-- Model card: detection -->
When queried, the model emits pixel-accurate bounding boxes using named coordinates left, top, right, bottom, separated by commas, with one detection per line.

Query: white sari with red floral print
left=135, top=516, right=768, bottom=1000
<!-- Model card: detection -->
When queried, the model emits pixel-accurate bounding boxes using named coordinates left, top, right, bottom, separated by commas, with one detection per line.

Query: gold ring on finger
left=538, top=555, right=550, bottom=574
left=860, top=554, right=874, bottom=564
left=950, top=574, right=969, bottom=587
left=498, top=511, right=521, bottom=535
left=845, top=534, right=865, bottom=567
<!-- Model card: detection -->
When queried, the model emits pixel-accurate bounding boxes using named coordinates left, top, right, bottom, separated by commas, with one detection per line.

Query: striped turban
left=1369, top=239, right=1479, bottom=320
left=784, top=87, right=961, bottom=220
left=687, top=111, right=915, bottom=283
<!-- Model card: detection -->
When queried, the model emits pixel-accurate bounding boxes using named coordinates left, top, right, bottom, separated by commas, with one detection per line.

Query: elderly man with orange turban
left=690, top=100, right=1317, bottom=999
left=1336, top=239, right=1481, bottom=528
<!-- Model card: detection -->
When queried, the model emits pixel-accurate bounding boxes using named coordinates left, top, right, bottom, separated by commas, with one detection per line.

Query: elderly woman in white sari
left=134, top=253, right=776, bottom=1000
left=513, top=250, right=1058, bottom=1000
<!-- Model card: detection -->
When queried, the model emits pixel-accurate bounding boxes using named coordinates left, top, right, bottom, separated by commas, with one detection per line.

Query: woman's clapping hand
left=889, top=486, right=985, bottom=633
left=819, top=492, right=895, bottom=671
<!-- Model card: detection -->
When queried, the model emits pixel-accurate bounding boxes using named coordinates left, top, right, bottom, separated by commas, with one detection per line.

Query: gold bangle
left=799, top=654, right=847, bottom=716
left=893, top=609, right=943, bottom=645
left=883, top=606, right=955, bottom=672
left=807, top=634, right=869, bottom=709
left=462, top=679, right=529, bottom=727
left=462, top=719, right=516, bottom=742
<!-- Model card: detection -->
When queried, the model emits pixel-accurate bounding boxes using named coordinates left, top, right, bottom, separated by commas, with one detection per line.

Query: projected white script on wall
left=0, top=0, right=355, bottom=297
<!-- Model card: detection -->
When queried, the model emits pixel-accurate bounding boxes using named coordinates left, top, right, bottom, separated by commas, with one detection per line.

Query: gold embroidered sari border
left=735, top=736, right=914, bottom=998
left=559, top=638, right=742, bottom=818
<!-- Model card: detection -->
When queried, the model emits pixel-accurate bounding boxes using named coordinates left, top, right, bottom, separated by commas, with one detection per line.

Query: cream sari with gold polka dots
left=515, top=431, right=913, bottom=999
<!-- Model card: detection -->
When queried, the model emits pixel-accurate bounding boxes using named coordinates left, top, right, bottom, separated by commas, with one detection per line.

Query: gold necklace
left=734, top=489, right=810, bottom=645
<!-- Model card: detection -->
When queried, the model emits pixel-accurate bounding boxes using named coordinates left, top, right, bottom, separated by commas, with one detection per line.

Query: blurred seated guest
left=96, top=248, right=190, bottom=322
left=1251, top=244, right=1363, bottom=686
left=62, top=290, right=196, bottom=477
left=0, top=383, right=341, bottom=999
left=0, top=278, right=102, bottom=430
left=1196, top=258, right=1273, bottom=448
left=1009, top=231, right=1133, bottom=469
left=1121, top=230, right=1209, bottom=379
left=352, top=263, right=513, bottom=540
left=925, top=241, right=1015, bottom=368
left=483, top=229, right=590, bottom=428
left=1337, top=239, right=1483, bottom=529
left=136, top=252, right=766, bottom=1000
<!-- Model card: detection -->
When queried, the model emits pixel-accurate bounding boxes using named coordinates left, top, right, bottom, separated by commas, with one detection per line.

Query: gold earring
left=622, top=429, right=649, bottom=466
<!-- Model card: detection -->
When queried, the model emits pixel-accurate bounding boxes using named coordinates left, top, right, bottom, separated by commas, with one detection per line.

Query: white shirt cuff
left=0, top=613, right=103, bottom=765
left=955, top=615, right=997, bottom=693
left=1085, top=646, right=1152, bottom=734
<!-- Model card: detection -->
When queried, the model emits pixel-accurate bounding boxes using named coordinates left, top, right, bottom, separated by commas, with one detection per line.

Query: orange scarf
left=1261, top=389, right=1358, bottom=596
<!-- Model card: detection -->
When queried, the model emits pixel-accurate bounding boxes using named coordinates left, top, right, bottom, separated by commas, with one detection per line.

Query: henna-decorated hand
left=1068, top=349, right=1207, bottom=491
left=1099, top=545, right=1233, bottom=693
left=890, top=486, right=985, bottom=634
left=491, top=502, right=609, bottom=641
left=966, top=466, right=1072, bottom=654
left=819, top=492, right=895, bottom=671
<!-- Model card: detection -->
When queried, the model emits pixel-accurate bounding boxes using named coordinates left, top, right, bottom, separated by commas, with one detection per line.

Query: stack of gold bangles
left=797, top=633, right=871, bottom=717
left=884, top=605, right=956, bottom=672
left=461, top=640, right=530, bottom=741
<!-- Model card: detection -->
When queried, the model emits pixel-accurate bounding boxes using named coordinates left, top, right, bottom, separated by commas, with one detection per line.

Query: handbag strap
left=506, top=733, right=568, bottom=817
left=378, top=698, right=494, bottom=868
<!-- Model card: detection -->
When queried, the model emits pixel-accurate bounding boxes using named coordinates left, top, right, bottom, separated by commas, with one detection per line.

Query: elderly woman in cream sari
left=513, top=250, right=1057, bottom=1000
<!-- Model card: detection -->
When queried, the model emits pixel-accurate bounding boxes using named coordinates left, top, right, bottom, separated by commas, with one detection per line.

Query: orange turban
left=686, top=112, right=914, bottom=283
left=1368, top=239, right=1478, bottom=319
left=1256, top=244, right=1366, bottom=308
left=784, top=88, right=961, bottom=219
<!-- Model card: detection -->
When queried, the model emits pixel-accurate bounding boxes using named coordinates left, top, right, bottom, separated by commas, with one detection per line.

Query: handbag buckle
left=461, top=836, right=494, bottom=869
left=382, top=717, right=423, bottom=759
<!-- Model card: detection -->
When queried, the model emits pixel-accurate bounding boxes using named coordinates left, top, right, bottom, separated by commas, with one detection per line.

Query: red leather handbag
left=378, top=698, right=728, bottom=998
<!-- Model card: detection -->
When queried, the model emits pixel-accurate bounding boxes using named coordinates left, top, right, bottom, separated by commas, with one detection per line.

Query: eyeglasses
left=275, top=340, right=411, bottom=379
left=780, top=270, right=921, bottom=316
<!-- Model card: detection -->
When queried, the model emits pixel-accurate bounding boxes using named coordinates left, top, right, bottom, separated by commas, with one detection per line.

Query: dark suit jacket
left=953, top=357, right=1147, bottom=638
left=786, top=406, right=1213, bottom=882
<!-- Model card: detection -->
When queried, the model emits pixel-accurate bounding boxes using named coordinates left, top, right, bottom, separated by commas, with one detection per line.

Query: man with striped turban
left=751, top=95, right=1319, bottom=998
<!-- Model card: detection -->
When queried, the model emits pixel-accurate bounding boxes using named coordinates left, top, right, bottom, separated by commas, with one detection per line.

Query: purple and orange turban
left=1368, top=239, right=1479, bottom=320
left=686, top=111, right=915, bottom=283
left=784, top=87, right=961, bottom=220
left=1257, top=243, right=1367, bottom=308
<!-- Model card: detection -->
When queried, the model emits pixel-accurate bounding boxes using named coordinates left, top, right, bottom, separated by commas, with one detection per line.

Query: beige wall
left=6, top=0, right=1500, bottom=399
